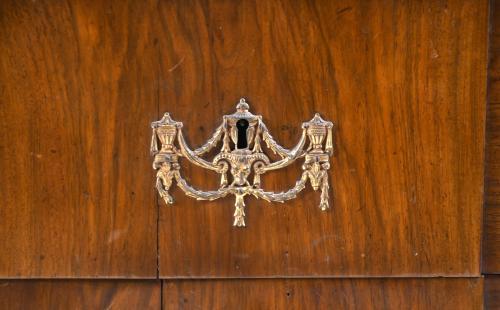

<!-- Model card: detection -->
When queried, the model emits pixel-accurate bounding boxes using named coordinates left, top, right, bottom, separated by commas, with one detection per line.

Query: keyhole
left=236, top=119, right=249, bottom=149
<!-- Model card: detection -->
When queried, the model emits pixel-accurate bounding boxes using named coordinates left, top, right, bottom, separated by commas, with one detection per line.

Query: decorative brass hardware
left=151, top=98, right=334, bottom=227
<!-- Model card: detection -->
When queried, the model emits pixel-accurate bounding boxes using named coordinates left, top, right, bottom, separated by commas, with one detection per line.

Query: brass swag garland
left=151, top=98, right=334, bottom=227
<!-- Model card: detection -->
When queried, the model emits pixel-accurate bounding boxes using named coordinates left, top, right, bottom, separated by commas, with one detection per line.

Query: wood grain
left=484, top=0, right=500, bottom=274
left=164, top=278, right=483, bottom=309
left=484, top=208, right=500, bottom=273
left=0, top=1, right=158, bottom=277
left=486, top=0, right=500, bottom=206
left=0, top=280, right=160, bottom=309
left=158, top=0, right=488, bottom=277
left=486, top=276, right=500, bottom=310
left=0, top=0, right=489, bottom=279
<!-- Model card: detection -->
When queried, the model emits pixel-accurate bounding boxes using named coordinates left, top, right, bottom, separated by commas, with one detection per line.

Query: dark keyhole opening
left=236, top=119, right=249, bottom=149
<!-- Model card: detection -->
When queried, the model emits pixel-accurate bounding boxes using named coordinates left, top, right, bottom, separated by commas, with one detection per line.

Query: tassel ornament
left=325, top=126, right=333, bottom=155
left=150, top=128, right=158, bottom=155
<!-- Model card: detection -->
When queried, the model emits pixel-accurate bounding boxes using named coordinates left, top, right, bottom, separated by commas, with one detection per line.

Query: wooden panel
left=0, top=280, right=160, bottom=309
left=484, top=208, right=500, bottom=273
left=486, top=276, right=500, bottom=310
left=485, top=0, right=500, bottom=206
left=484, top=0, right=500, bottom=274
left=158, top=0, right=488, bottom=277
left=0, top=1, right=157, bottom=277
left=164, top=278, right=483, bottom=309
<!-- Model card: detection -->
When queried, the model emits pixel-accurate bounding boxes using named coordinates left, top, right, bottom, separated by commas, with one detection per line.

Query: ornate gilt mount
left=151, top=98, right=334, bottom=227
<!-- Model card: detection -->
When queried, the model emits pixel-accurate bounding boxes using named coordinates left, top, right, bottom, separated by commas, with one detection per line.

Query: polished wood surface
left=484, top=208, right=500, bottom=273
left=483, top=2, right=500, bottom=307
left=0, top=0, right=157, bottom=277
left=0, top=0, right=492, bottom=307
left=159, top=0, right=488, bottom=277
left=486, top=276, right=500, bottom=310
left=0, top=280, right=160, bottom=310
left=486, top=0, right=500, bottom=207
left=164, top=278, right=483, bottom=310
left=485, top=0, right=500, bottom=275
left=0, top=278, right=485, bottom=310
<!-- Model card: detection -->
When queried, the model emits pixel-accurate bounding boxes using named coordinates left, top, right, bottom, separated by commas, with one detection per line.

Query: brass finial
left=236, top=98, right=249, bottom=112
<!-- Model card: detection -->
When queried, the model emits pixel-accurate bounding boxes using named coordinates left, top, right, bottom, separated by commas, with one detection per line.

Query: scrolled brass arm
left=258, top=127, right=308, bottom=172
left=174, top=170, right=231, bottom=201
left=193, top=122, right=225, bottom=156
left=249, top=171, right=309, bottom=202
left=260, top=122, right=296, bottom=159
left=176, top=130, right=222, bottom=172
